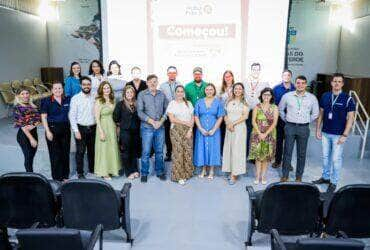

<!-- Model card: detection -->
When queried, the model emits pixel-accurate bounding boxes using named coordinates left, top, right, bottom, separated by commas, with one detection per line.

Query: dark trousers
left=220, top=121, right=226, bottom=154
left=75, top=124, right=96, bottom=175
left=120, top=129, right=140, bottom=177
left=246, top=111, right=253, bottom=158
left=17, top=128, right=38, bottom=172
left=282, top=122, right=310, bottom=179
left=275, top=118, right=286, bottom=165
left=46, top=122, right=71, bottom=181
left=164, top=120, right=172, bottom=157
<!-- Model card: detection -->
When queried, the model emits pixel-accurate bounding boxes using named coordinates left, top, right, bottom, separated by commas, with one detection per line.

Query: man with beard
left=69, top=76, right=96, bottom=179
left=185, top=67, right=207, bottom=106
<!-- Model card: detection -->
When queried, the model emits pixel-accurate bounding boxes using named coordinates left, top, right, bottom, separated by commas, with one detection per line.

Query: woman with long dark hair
left=89, top=59, right=106, bottom=95
left=94, top=81, right=121, bottom=180
left=13, top=88, right=41, bottom=172
left=64, top=61, right=82, bottom=97
left=107, top=60, right=127, bottom=100
left=113, top=85, right=140, bottom=179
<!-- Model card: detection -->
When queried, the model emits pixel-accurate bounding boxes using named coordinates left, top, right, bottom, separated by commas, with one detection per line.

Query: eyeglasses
left=262, top=93, right=272, bottom=97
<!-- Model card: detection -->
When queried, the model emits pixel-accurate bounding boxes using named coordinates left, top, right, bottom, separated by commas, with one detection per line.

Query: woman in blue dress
left=64, top=62, right=82, bottom=97
left=194, top=83, right=225, bottom=180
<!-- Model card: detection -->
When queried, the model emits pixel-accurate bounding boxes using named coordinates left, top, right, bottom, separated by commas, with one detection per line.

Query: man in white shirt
left=69, top=76, right=96, bottom=179
left=243, top=63, right=270, bottom=159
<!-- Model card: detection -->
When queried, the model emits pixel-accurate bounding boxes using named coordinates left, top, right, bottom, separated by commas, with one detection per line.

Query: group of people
left=13, top=59, right=355, bottom=191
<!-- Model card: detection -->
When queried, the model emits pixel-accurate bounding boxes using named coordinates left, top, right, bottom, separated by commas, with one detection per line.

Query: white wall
left=0, top=7, right=49, bottom=118
left=338, top=15, right=370, bottom=77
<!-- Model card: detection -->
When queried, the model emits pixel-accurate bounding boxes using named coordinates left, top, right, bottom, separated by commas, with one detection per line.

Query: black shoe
left=288, top=165, right=293, bottom=171
left=272, top=162, right=281, bottom=168
left=327, top=183, right=337, bottom=193
left=141, top=176, right=148, bottom=183
left=312, top=177, right=330, bottom=184
left=78, top=174, right=86, bottom=179
left=157, top=174, right=166, bottom=181
left=164, top=156, right=172, bottom=162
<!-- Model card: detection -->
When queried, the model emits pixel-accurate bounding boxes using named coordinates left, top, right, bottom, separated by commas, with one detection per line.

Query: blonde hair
left=14, top=87, right=37, bottom=108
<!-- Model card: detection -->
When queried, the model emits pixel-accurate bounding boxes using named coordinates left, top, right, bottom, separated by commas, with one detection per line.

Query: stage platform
left=0, top=117, right=369, bottom=250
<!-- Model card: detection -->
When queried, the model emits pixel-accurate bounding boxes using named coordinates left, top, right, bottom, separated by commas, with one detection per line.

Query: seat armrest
left=270, top=229, right=287, bottom=250
left=246, top=185, right=256, bottom=200
left=31, top=222, right=40, bottom=229
left=120, top=183, right=132, bottom=198
left=337, top=231, right=349, bottom=239
left=87, top=224, right=103, bottom=250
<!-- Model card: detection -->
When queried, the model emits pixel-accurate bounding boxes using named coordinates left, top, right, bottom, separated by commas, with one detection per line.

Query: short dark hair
left=167, top=66, right=177, bottom=72
left=80, top=76, right=91, bottom=84
left=251, top=62, right=261, bottom=70
left=295, top=75, right=307, bottom=83
left=259, top=87, right=275, bottom=104
left=147, top=74, right=158, bottom=82
left=331, top=73, right=345, bottom=81
left=88, top=60, right=105, bottom=75
left=107, top=60, right=121, bottom=76
left=282, top=69, right=292, bottom=75
left=69, top=61, right=81, bottom=78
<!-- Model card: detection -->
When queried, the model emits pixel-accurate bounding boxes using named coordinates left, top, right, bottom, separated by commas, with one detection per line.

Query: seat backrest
left=326, top=184, right=370, bottom=237
left=61, top=179, right=121, bottom=230
left=11, top=80, right=22, bottom=91
left=258, top=182, right=321, bottom=235
left=296, top=238, right=364, bottom=250
left=0, top=172, right=57, bottom=228
left=33, top=78, right=41, bottom=85
left=23, top=79, right=33, bottom=87
left=16, top=228, right=84, bottom=250
left=0, top=82, right=14, bottom=104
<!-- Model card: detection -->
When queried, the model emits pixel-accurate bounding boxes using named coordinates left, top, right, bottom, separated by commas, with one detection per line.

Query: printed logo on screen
left=185, top=2, right=214, bottom=16
left=158, top=24, right=236, bottom=40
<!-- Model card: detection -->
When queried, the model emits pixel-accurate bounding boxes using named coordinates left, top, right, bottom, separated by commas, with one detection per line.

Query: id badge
left=328, top=112, right=333, bottom=120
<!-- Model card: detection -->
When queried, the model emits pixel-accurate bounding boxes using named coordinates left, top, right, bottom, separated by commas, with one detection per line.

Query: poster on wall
left=49, top=0, right=102, bottom=77
left=149, top=0, right=246, bottom=85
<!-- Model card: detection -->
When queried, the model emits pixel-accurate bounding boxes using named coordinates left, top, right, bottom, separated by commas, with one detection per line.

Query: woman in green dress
left=94, top=81, right=121, bottom=180
left=249, top=88, right=278, bottom=185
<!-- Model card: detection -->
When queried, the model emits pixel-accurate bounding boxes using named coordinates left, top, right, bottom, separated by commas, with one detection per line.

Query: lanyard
left=331, top=93, right=340, bottom=111
left=169, top=82, right=175, bottom=100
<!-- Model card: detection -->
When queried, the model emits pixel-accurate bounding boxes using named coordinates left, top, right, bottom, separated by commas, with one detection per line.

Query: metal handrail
left=349, top=90, right=369, bottom=159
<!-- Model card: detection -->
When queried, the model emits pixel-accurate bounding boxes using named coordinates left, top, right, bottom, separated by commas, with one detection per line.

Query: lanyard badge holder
left=329, top=94, right=340, bottom=120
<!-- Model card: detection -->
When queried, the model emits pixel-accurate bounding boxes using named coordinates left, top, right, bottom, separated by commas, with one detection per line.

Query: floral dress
left=249, top=104, right=277, bottom=162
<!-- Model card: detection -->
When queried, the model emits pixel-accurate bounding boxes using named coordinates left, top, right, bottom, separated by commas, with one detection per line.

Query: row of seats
left=271, top=229, right=365, bottom=250
left=0, top=172, right=133, bottom=250
left=246, top=182, right=370, bottom=248
left=0, top=78, right=51, bottom=115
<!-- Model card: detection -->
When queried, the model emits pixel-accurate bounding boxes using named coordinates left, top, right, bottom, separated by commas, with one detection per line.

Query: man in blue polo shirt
left=313, top=73, right=355, bottom=192
left=272, top=69, right=295, bottom=169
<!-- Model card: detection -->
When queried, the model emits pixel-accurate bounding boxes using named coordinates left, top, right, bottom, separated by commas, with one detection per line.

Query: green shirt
left=185, top=80, right=207, bottom=106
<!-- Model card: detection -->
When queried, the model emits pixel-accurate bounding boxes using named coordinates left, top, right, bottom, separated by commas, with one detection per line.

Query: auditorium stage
left=0, top=117, right=369, bottom=250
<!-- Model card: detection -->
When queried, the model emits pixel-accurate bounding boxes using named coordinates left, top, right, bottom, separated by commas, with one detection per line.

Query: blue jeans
left=322, top=132, right=344, bottom=185
left=140, top=125, right=165, bottom=176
